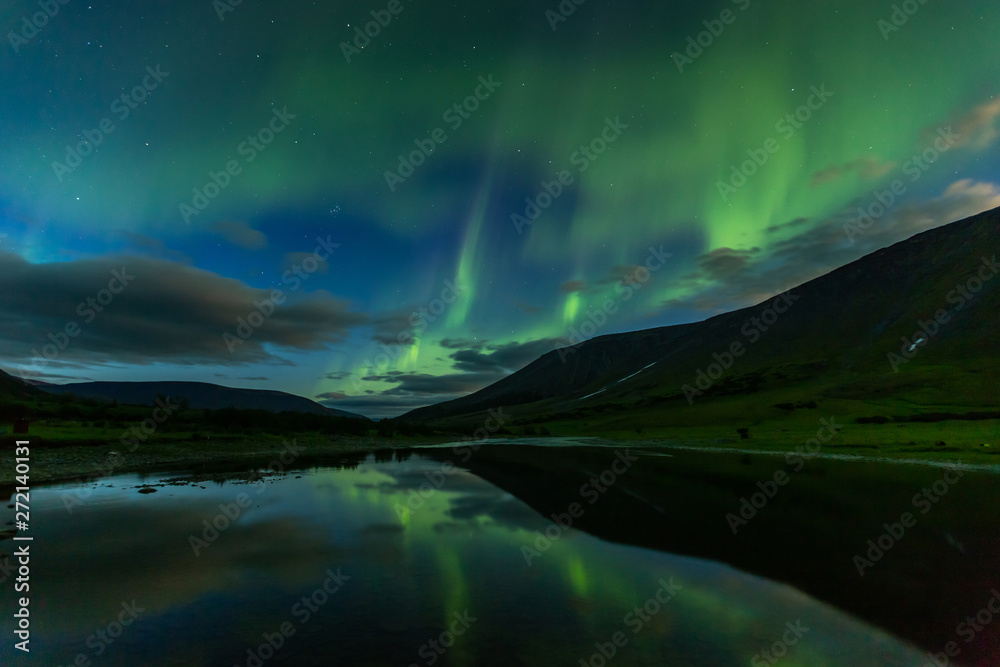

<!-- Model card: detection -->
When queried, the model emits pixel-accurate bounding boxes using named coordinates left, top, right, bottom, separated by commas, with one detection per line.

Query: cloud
left=114, top=230, right=191, bottom=264
left=810, top=157, right=897, bottom=187
left=370, top=309, right=417, bottom=346
left=439, top=338, right=486, bottom=350
left=448, top=338, right=567, bottom=374
left=694, top=247, right=759, bottom=282
left=238, top=376, right=269, bottom=381
left=324, top=371, right=352, bottom=380
left=560, top=280, right=586, bottom=293
left=367, top=371, right=502, bottom=396
left=663, top=180, right=1000, bottom=313
left=929, top=95, right=1000, bottom=150
left=316, top=391, right=347, bottom=400
left=0, top=253, right=369, bottom=368
left=211, top=220, right=268, bottom=250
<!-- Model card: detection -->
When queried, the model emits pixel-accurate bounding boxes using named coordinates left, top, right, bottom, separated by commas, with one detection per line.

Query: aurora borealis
left=1, top=0, right=999, bottom=417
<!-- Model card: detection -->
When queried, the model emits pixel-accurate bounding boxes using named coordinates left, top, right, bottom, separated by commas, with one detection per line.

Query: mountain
left=401, top=207, right=999, bottom=429
left=0, top=368, right=41, bottom=400
left=40, top=380, right=368, bottom=419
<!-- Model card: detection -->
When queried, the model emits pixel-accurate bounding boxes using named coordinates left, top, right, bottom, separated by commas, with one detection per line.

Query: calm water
left=1, top=444, right=997, bottom=666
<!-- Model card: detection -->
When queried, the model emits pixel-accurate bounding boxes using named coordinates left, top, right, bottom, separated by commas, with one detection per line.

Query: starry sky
left=1, top=0, right=998, bottom=418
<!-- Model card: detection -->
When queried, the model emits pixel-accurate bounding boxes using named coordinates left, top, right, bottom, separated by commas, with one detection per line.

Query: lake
left=1, top=442, right=997, bottom=666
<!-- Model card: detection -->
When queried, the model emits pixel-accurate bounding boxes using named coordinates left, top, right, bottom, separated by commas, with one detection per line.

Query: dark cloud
left=0, top=253, right=369, bottom=368
left=663, top=180, right=1000, bottom=313
left=316, top=391, right=347, bottom=400
left=114, top=230, right=191, bottom=264
left=810, top=157, right=896, bottom=187
left=367, top=371, right=501, bottom=396
left=560, top=280, right=587, bottom=293
left=439, top=337, right=486, bottom=350
left=324, top=371, right=352, bottom=380
left=448, top=337, right=567, bottom=374
left=370, top=309, right=417, bottom=346
left=238, top=376, right=269, bottom=381
left=211, top=220, right=268, bottom=250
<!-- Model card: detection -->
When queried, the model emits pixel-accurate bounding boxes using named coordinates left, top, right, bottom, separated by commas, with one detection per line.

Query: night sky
left=1, top=0, right=998, bottom=417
